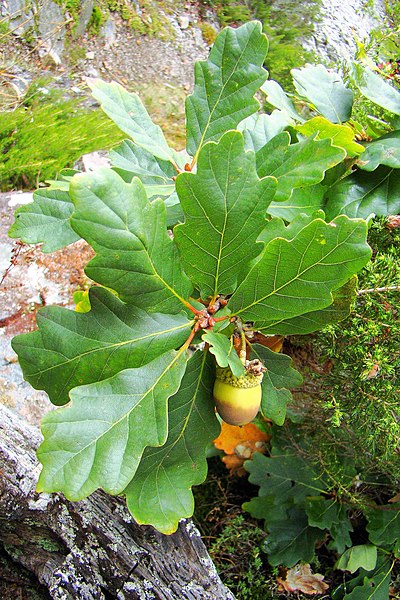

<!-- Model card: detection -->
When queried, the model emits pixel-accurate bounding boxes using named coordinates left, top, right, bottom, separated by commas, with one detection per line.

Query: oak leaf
left=277, top=563, right=329, bottom=595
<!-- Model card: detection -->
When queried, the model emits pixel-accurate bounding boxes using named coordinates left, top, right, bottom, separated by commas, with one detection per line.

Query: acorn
left=213, top=363, right=264, bottom=426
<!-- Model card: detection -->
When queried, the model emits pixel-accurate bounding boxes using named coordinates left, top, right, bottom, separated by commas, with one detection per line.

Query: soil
left=0, top=191, right=94, bottom=425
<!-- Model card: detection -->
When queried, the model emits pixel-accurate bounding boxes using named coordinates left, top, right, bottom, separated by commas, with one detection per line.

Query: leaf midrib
left=29, top=319, right=192, bottom=377
left=233, top=221, right=357, bottom=316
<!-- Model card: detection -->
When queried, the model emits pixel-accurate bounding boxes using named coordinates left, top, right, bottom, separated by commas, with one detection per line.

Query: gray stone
left=74, top=0, right=94, bottom=37
left=37, top=0, right=65, bottom=63
left=178, top=14, right=190, bottom=30
left=101, top=16, right=116, bottom=48
left=7, top=0, right=35, bottom=35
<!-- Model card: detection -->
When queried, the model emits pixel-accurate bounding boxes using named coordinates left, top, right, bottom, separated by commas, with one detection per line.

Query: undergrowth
left=195, top=218, right=400, bottom=598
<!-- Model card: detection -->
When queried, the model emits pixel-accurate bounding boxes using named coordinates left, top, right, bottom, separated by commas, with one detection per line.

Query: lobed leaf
left=186, top=21, right=268, bottom=157
left=256, top=132, right=346, bottom=202
left=202, top=331, right=244, bottom=377
left=267, top=185, right=325, bottom=221
left=69, top=168, right=192, bottom=313
left=365, top=503, right=400, bottom=546
left=336, top=545, right=378, bottom=574
left=358, top=130, right=400, bottom=171
left=324, top=166, right=400, bottom=220
left=88, top=78, right=179, bottom=164
left=245, top=444, right=327, bottom=502
left=174, top=131, right=277, bottom=298
left=37, top=350, right=188, bottom=500
left=251, top=344, right=302, bottom=425
left=291, top=64, right=354, bottom=124
left=263, top=508, right=323, bottom=567
left=343, top=558, right=392, bottom=600
left=229, top=216, right=371, bottom=330
left=261, top=79, right=304, bottom=122
left=238, top=110, right=294, bottom=152
left=109, top=139, right=176, bottom=184
left=350, top=62, right=400, bottom=116
left=12, top=287, right=192, bottom=406
left=260, top=276, right=358, bottom=335
left=297, top=117, right=365, bottom=157
left=125, top=351, right=220, bottom=533
left=8, top=186, right=80, bottom=253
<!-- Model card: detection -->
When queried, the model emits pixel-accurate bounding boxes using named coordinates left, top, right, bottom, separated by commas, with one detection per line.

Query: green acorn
left=213, top=362, right=264, bottom=426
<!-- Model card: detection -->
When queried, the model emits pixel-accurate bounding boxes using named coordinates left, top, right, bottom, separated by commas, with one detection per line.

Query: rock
left=74, top=0, right=94, bottom=38
left=86, top=66, right=99, bottom=77
left=305, top=0, right=386, bottom=63
left=7, top=192, right=33, bottom=207
left=6, top=0, right=35, bottom=35
left=37, top=1, right=66, bottom=64
left=178, top=14, right=190, bottom=30
left=86, top=50, right=95, bottom=59
left=80, top=151, right=111, bottom=171
left=101, top=17, right=116, bottom=48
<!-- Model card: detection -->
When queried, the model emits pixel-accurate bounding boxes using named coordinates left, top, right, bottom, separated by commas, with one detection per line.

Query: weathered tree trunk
left=0, top=404, right=234, bottom=600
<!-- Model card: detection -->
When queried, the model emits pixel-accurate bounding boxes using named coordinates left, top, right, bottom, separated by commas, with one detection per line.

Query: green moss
left=200, top=22, right=218, bottom=46
left=37, top=538, right=63, bottom=552
left=87, top=5, right=107, bottom=35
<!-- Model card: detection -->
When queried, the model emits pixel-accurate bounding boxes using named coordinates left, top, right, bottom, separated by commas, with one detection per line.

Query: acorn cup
left=213, top=363, right=264, bottom=426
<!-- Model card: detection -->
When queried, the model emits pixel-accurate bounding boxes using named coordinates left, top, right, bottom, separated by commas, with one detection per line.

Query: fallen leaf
left=214, top=422, right=270, bottom=475
left=386, top=215, right=400, bottom=229
left=277, top=563, right=329, bottom=595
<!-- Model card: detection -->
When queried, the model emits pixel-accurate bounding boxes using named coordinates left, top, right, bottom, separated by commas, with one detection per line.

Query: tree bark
left=0, top=404, right=235, bottom=600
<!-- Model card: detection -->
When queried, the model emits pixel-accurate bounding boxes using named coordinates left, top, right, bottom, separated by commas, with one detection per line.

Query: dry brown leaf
left=214, top=422, right=270, bottom=475
left=277, top=563, right=329, bottom=595
left=386, top=215, right=400, bottom=229
left=388, top=492, right=400, bottom=503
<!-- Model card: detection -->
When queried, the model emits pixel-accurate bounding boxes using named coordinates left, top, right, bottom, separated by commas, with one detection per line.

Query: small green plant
left=200, top=21, right=218, bottom=46
left=0, top=90, right=125, bottom=191
left=87, top=5, right=106, bottom=36
left=8, top=21, right=400, bottom=543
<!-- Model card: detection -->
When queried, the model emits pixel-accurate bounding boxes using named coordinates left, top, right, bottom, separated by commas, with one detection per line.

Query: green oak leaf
left=297, top=117, right=365, bottom=157
left=324, top=166, right=400, bottom=220
left=251, top=345, right=302, bottom=425
left=267, top=184, right=326, bottom=221
left=292, top=64, right=354, bottom=124
left=261, top=79, right=305, bottom=122
left=260, top=276, right=358, bottom=335
left=8, top=186, right=80, bottom=252
left=350, top=62, right=400, bottom=115
left=186, top=21, right=268, bottom=157
left=37, top=350, right=188, bottom=500
left=256, top=132, right=346, bottom=202
left=202, top=331, right=244, bottom=378
left=258, top=210, right=326, bottom=245
left=245, top=444, right=327, bottom=502
left=229, top=216, right=371, bottom=329
left=365, top=503, right=400, bottom=546
left=358, top=130, right=400, bottom=171
left=238, top=111, right=294, bottom=152
left=305, top=497, right=342, bottom=530
left=336, top=545, right=378, bottom=574
left=174, top=131, right=277, bottom=298
left=88, top=78, right=179, bottom=165
left=69, top=168, right=192, bottom=313
left=109, top=139, right=176, bottom=185
left=329, top=505, right=354, bottom=554
left=344, top=558, right=393, bottom=600
left=125, top=351, right=220, bottom=533
left=262, top=507, right=323, bottom=567
left=12, top=286, right=192, bottom=406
